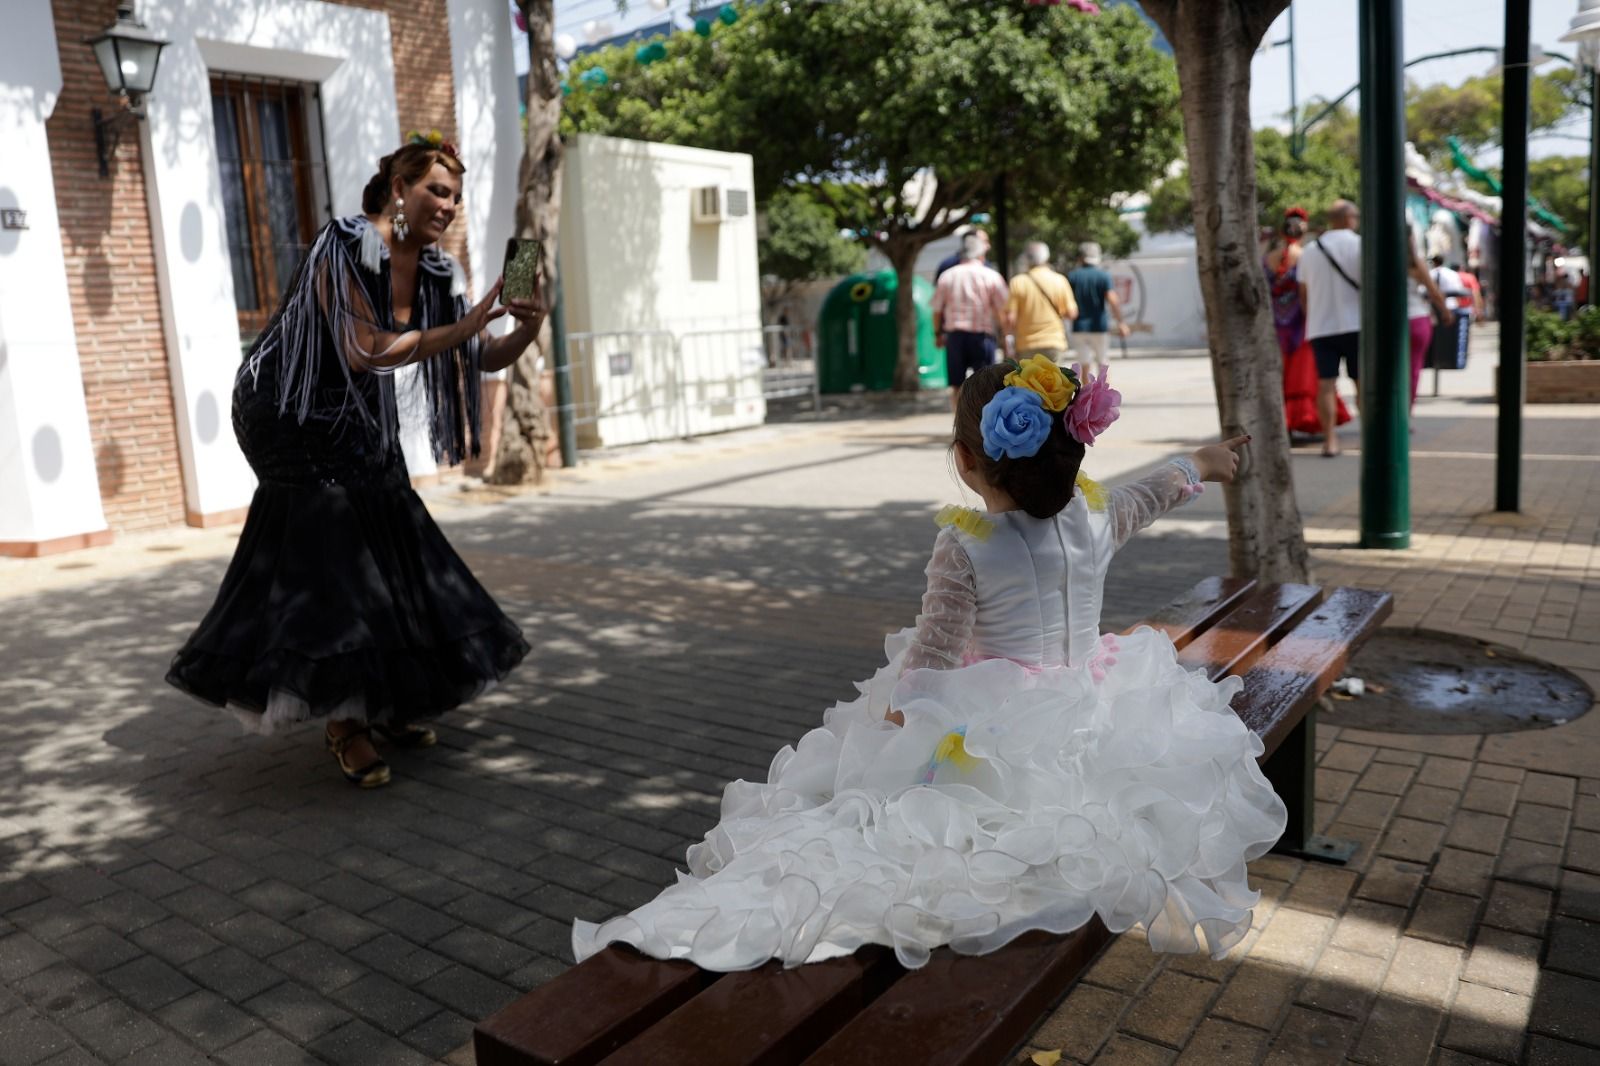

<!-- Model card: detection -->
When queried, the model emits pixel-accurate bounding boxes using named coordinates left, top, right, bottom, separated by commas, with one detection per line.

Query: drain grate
left=1326, top=629, right=1593, bottom=735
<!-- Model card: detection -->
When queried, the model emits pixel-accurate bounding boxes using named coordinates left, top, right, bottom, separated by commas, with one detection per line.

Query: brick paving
left=0, top=326, right=1595, bottom=1064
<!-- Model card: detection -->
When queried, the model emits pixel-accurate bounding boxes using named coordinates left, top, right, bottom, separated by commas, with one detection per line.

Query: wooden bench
left=475, top=576, right=1391, bottom=1066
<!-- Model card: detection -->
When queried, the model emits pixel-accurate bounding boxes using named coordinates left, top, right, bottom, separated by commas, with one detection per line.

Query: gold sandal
left=325, top=726, right=391, bottom=788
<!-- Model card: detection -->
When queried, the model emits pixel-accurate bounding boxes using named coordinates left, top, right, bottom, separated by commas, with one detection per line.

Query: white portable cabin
left=559, top=134, right=766, bottom=448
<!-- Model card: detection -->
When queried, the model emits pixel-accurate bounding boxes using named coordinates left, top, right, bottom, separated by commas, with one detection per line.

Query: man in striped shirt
left=933, top=232, right=1010, bottom=405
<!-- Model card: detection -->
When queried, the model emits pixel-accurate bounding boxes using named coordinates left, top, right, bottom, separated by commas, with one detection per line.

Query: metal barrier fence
left=558, top=324, right=818, bottom=449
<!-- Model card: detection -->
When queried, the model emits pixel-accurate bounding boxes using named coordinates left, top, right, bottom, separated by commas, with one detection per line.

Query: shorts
left=484, top=366, right=510, bottom=383
left=944, top=330, right=997, bottom=386
left=1071, top=332, right=1110, bottom=365
left=1310, top=331, right=1360, bottom=381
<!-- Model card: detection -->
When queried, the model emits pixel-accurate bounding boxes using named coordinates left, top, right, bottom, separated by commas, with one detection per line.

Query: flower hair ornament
left=406, top=128, right=459, bottom=159
left=978, top=355, right=1123, bottom=460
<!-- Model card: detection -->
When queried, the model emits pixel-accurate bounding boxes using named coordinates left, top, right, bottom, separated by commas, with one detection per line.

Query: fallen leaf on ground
left=1031, top=1052, right=1064, bottom=1066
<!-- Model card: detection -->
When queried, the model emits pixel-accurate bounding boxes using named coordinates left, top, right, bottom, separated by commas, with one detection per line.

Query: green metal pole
left=549, top=246, right=579, bottom=469
left=1498, top=0, right=1531, bottom=512
left=1589, top=66, right=1599, bottom=307
left=1358, top=0, right=1410, bottom=550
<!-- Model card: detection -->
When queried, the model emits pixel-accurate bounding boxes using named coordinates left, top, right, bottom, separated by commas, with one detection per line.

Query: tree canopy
left=757, top=186, right=867, bottom=291
left=1143, top=122, right=1360, bottom=235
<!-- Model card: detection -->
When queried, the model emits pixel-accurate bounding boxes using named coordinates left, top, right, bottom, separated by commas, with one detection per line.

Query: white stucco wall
left=138, top=0, right=405, bottom=515
left=448, top=0, right=522, bottom=305
left=0, top=0, right=109, bottom=546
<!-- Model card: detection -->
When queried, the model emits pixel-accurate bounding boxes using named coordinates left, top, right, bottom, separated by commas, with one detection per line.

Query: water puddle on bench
left=1330, top=629, right=1593, bottom=734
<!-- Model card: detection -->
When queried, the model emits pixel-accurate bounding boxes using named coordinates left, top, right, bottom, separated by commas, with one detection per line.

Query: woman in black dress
left=168, top=135, right=541, bottom=788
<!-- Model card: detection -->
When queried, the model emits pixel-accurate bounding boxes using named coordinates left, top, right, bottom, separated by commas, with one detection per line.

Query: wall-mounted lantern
left=86, top=3, right=169, bottom=178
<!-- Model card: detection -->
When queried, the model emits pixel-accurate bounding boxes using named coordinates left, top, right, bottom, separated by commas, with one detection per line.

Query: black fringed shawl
left=238, top=215, right=483, bottom=466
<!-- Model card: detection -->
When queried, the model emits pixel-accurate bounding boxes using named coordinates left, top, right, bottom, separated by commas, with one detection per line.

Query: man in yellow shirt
left=1005, top=242, right=1078, bottom=364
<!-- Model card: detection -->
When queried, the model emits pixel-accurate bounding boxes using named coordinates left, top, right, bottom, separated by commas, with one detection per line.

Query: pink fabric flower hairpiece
left=1063, top=363, right=1122, bottom=446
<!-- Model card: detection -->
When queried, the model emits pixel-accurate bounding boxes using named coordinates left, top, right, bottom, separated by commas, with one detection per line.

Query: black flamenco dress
left=168, top=216, right=529, bottom=732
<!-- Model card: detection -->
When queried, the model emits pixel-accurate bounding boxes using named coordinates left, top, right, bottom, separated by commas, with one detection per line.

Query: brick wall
left=46, top=0, right=476, bottom=534
left=345, top=0, right=475, bottom=282
left=48, top=0, right=187, bottom=533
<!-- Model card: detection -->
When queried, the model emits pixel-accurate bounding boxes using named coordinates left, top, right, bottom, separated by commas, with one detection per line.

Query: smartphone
left=500, top=238, right=543, bottom=305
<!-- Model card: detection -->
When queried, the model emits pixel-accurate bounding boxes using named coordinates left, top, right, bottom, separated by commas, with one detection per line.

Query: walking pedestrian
left=933, top=231, right=1010, bottom=406
left=1407, top=237, right=1451, bottom=412
left=1265, top=206, right=1349, bottom=438
left=1066, top=243, right=1129, bottom=369
left=167, top=134, right=542, bottom=787
left=1297, top=199, right=1362, bottom=457
left=1005, top=241, right=1077, bottom=363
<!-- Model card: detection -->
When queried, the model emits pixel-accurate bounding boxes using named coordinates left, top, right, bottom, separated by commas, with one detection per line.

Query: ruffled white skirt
left=572, top=626, right=1287, bottom=971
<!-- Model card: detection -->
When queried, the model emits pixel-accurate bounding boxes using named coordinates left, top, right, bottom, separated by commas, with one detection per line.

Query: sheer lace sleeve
left=1108, top=456, right=1202, bottom=551
left=900, top=527, right=978, bottom=674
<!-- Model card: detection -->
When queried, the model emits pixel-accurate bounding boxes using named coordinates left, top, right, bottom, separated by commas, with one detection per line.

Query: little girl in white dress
left=574, top=357, right=1287, bottom=971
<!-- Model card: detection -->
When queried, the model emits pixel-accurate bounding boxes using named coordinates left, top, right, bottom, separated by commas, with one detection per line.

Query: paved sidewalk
left=0, top=331, right=1595, bottom=1065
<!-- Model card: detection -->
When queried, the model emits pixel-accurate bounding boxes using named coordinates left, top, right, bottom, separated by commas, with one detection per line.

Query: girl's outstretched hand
left=1193, top=434, right=1251, bottom=484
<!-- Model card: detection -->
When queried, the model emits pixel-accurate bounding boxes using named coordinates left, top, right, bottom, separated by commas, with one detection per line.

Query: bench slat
left=1176, top=582, right=1323, bottom=681
left=1232, top=587, right=1394, bottom=760
left=802, top=924, right=1113, bottom=1066
left=600, top=948, right=898, bottom=1066
left=1125, top=576, right=1257, bottom=650
left=474, top=946, right=710, bottom=1066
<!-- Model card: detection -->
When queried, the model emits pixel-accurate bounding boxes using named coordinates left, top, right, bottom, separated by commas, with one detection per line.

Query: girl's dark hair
left=953, top=363, right=1087, bottom=520
left=361, top=142, right=466, bottom=214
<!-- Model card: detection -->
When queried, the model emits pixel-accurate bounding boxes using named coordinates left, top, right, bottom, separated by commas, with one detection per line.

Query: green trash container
left=817, top=270, right=947, bottom=393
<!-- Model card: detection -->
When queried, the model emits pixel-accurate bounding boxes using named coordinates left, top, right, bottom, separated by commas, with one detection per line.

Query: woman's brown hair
left=361, top=142, right=466, bottom=214
left=953, top=363, right=1087, bottom=520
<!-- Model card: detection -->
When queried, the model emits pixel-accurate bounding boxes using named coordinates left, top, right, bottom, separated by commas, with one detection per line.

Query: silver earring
left=392, top=197, right=410, bottom=241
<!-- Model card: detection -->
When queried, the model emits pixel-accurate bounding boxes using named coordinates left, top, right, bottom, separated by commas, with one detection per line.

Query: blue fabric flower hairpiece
left=980, top=386, right=1053, bottom=460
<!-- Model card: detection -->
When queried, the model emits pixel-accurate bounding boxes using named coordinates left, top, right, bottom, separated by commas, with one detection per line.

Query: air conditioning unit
left=692, top=185, right=752, bottom=224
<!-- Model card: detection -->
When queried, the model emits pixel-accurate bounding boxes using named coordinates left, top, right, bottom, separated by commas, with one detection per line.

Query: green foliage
left=1526, top=305, right=1600, bottom=362
left=561, top=0, right=1181, bottom=257
left=1529, top=155, right=1590, bottom=252
left=1407, top=68, right=1582, bottom=166
left=1143, top=124, right=1359, bottom=234
left=1014, top=203, right=1141, bottom=263
left=758, top=187, right=866, bottom=284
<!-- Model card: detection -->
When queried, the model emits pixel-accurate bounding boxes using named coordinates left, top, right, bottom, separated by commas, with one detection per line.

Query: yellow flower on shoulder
left=934, top=505, right=995, bottom=541
left=1003, top=354, right=1077, bottom=413
left=1076, top=471, right=1108, bottom=512
left=934, top=730, right=979, bottom=772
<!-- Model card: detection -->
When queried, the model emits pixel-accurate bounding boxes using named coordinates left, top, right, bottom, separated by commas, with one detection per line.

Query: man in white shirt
left=1298, top=199, right=1362, bottom=457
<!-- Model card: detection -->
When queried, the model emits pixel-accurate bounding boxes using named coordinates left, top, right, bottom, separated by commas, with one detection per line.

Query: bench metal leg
left=1264, top=709, right=1359, bottom=865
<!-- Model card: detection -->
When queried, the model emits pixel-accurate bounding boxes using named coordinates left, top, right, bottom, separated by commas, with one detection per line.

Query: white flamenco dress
left=573, top=459, right=1287, bottom=971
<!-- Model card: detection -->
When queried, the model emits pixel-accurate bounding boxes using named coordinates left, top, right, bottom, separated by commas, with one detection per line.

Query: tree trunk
left=886, top=238, right=923, bottom=392
left=490, top=0, right=564, bottom=485
left=1144, top=0, right=1308, bottom=582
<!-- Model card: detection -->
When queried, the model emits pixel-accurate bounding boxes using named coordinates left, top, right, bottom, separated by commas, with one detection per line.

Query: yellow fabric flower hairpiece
left=1003, top=355, right=1078, bottom=413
